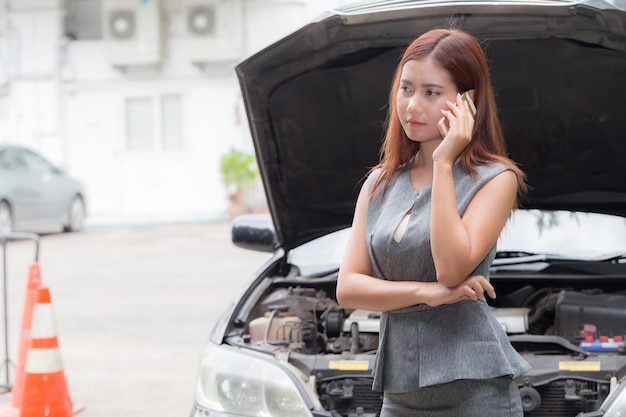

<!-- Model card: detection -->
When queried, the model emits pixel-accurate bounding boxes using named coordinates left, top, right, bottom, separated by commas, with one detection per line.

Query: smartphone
left=437, top=91, right=477, bottom=139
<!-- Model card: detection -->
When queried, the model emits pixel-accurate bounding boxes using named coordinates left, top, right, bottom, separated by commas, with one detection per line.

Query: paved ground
left=0, top=222, right=271, bottom=417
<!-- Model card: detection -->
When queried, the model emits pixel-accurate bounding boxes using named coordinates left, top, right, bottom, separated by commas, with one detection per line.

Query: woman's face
left=396, top=56, right=458, bottom=144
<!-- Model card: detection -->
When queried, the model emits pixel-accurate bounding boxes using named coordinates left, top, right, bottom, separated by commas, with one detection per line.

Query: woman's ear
left=467, top=89, right=476, bottom=101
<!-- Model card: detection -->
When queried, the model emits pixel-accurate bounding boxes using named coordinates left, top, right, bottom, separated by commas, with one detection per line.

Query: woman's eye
left=426, top=90, right=439, bottom=96
left=400, top=85, right=412, bottom=93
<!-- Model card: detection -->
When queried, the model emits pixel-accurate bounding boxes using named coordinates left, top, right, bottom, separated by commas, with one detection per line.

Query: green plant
left=219, top=147, right=259, bottom=196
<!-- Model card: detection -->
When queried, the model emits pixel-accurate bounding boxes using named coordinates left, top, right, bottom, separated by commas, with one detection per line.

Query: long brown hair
left=371, top=28, right=527, bottom=202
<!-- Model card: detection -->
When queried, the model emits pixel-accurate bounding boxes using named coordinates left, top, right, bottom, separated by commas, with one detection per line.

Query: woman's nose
left=407, top=95, right=422, bottom=113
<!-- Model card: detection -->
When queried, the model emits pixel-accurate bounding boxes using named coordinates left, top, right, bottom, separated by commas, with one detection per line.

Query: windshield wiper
left=494, top=252, right=571, bottom=266
left=493, top=251, right=626, bottom=266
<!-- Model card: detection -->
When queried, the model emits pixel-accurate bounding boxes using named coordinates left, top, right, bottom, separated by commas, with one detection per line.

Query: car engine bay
left=228, top=271, right=626, bottom=417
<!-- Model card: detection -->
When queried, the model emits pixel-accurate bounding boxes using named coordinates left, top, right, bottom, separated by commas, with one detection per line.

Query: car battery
left=579, top=335, right=625, bottom=352
left=555, top=291, right=626, bottom=343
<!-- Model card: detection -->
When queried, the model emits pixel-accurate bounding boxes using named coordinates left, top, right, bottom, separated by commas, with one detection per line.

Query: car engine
left=232, top=280, right=626, bottom=417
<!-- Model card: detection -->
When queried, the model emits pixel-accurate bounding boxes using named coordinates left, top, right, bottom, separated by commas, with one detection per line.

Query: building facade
left=0, top=0, right=349, bottom=225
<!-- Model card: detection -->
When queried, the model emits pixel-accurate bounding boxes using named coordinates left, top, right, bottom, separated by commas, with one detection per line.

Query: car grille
left=526, top=380, right=605, bottom=417
left=319, top=377, right=383, bottom=417
left=318, top=377, right=605, bottom=417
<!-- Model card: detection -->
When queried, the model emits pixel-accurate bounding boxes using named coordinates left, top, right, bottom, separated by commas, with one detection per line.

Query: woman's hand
left=423, top=275, right=495, bottom=307
left=432, top=92, right=475, bottom=166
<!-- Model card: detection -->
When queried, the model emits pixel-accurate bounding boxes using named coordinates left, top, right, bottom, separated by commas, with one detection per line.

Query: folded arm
left=336, top=180, right=495, bottom=312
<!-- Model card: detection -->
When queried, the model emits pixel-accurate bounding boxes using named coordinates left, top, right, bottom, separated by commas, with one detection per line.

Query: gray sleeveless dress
left=365, top=161, right=530, bottom=416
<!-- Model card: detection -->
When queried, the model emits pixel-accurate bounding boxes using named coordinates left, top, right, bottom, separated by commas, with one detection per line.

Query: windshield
left=288, top=210, right=626, bottom=271
left=497, top=210, right=626, bottom=259
left=288, top=228, right=351, bottom=273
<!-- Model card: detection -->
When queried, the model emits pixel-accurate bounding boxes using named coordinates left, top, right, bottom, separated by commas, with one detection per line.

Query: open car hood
left=236, top=0, right=626, bottom=252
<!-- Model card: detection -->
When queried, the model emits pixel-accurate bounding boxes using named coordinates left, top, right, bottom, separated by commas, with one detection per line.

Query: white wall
left=1, top=2, right=65, bottom=159
left=0, top=0, right=351, bottom=225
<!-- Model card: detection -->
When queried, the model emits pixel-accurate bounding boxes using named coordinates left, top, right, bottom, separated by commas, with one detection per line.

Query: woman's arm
left=430, top=167, right=517, bottom=288
left=336, top=180, right=496, bottom=311
left=429, top=93, right=517, bottom=288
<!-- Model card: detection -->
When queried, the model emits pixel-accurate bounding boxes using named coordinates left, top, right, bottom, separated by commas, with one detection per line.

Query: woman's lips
left=407, top=120, right=425, bottom=127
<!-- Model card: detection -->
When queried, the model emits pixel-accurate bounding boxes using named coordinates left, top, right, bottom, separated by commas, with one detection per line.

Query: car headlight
left=194, top=342, right=313, bottom=417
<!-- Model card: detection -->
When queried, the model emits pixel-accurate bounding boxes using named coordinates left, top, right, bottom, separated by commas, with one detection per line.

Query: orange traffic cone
left=19, top=286, right=83, bottom=417
left=12, top=263, right=42, bottom=408
left=0, top=263, right=42, bottom=417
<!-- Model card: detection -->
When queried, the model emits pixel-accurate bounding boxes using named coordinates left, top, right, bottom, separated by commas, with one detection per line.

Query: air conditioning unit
left=183, top=0, right=243, bottom=64
left=103, top=0, right=162, bottom=67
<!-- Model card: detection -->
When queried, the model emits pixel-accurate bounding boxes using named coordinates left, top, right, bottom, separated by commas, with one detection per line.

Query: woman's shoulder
left=467, top=159, right=516, bottom=180
left=366, top=166, right=408, bottom=189
left=368, top=167, right=383, bottom=180
left=455, top=160, right=514, bottom=190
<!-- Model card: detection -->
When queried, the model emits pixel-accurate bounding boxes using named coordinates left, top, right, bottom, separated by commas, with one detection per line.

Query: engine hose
left=528, top=293, right=560, bottom=325
left=263, top=309, right=282, bottom=345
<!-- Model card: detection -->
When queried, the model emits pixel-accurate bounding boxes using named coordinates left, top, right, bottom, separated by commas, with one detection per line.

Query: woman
left=336, top=28, right=531, bottom=416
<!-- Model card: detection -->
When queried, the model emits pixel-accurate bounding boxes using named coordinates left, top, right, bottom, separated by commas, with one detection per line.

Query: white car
left=0, top=145, right=87, bottom=233
left=190, top=1, right=626, bottom=416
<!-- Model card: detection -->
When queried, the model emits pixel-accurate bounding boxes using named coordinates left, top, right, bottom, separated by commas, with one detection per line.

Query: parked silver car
left=190, top=0, right=626, bottom=416
left=0, top=145, right=87, bottom=234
